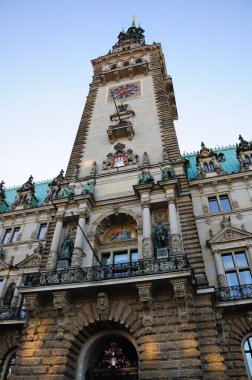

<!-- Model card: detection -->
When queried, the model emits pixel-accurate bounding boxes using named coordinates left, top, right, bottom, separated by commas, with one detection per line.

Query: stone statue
left=238, top=135, right=249, bottom=148
left=142, top=152, right=149, bottom=166
left=160, top=166, right=176, bottom=181
left=3, top=283, right=15, bottom=306
left=127, top=149, right=138, bottom=165
left=62, top=186, right=75, bottom=199
left=138, top=170, right=154, bottom=184
left=82, top=181, right=95, bottom=195
left=59, top=237, right=74, bottom=260
left=162, top=149, right=169, bottom=161
left=153, top=222, right=168, bottom=249
left=90, top=161, right=97, bottom=175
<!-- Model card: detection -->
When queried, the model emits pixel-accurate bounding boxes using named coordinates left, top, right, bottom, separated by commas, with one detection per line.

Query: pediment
left=208, top=226, right=252, bottom=245
left=16, top=252, right=42, bottom=268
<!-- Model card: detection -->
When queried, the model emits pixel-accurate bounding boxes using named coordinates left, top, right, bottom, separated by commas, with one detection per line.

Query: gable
left=208, top=226, right=252, bottom=245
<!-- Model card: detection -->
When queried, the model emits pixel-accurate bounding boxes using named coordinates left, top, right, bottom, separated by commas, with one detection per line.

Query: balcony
left=0, top=306, right=26, bottom=322
left=23, top=255, right=190, bottom=288
left=216, top=284, right=252, bottom=302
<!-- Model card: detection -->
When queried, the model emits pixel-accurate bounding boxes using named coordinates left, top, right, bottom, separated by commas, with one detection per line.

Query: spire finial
left=132, top=16, right=136, bottom=27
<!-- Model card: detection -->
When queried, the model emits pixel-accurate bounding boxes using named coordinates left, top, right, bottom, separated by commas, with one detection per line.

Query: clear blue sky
left=1, top=0, right=251, bottom=186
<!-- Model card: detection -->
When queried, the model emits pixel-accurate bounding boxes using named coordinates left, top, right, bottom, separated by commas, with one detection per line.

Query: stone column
left=212, top=249, right=227, bottom=287
left=11, top=275, right=23, bottom=307
left=167, top=197, right=183, bottom=254
left=247, top=244, right=252, bottom=266
left=46, top=214, right=64, bottom=270
left=142, top=200, right=153, bottom=258
left=0, top=275, right=8, bottom=303
left=71, top=211, right=88, bottom=267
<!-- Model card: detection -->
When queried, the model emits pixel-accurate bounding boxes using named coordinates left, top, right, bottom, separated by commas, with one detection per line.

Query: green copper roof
left=184, top=146, right=240, bottom=181
left=1, top=181, right=50, bottom=213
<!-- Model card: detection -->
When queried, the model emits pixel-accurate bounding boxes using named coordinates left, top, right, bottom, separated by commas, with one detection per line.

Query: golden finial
left=132, top=16, right=136, bottom=26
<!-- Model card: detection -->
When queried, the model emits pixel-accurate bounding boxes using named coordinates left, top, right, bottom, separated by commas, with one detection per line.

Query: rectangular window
left=37, top=223, right=47, bottom=240
left=131, top=250, right=138, bottom=263
left=114, top=251, right=128, bottom=265
left=219, top=195, right=232, bottom=212
left=222, top=251, right=252, bottom=286
left=12, top=227, right=20, bottom=243
left=2, top=228, right=12, bottom=244
left=208, top=194, right=231, bottom=214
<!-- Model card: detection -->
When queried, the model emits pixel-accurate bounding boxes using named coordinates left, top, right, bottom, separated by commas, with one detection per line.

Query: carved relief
left=102, top=143, right=138, bottom=170
left=152, top=208, right=168, bottom=224
left=96, top=292, right=109, bottom=320
left=53, top=291, right=71, bottom=339
left=142, top=238, right=153, bottom=258
left=171, top=279, right=190, bottom=328
left=136, top=283, right=153, bottom=332
left=26, top=293, right=41, bottom=340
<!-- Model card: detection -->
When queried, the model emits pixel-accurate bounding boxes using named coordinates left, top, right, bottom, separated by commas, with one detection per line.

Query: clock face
left=108, top=81, right=141, bottom=102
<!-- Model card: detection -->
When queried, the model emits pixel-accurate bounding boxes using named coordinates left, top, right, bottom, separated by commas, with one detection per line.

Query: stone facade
left=0, top=20, right=252, bottom=380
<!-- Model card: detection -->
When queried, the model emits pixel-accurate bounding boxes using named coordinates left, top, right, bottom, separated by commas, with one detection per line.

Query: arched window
left=2, top=350, right=17, bottom=380
left=243, top=335, right=252, bottom=378
left=111, top=64, right=117, bottom=70
left=203, top=162, right=209, bottom=172
left=123, top=61, right=129, bottom=67
left=245, top=155, right=251, bottom=164
left=136, top=58, right=142, bottom=64
left=209, top=162, right=215, bottom=171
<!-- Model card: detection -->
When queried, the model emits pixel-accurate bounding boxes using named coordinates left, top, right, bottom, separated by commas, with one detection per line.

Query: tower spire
left=131, top=16, right=136, bottom=27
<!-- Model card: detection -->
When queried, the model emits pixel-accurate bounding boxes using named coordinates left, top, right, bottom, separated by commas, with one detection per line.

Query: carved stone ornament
left=171, top=279, right=190, bottom=327
left=96, top=292, right=109, bottom=320
left=26, top=293, right=41, bottom=340
left=53, top=291, right=71, bottom=339
left=236, top=135, right=252, bottom=170
left=137, top=283, right=152, bottom=309
left=12, top=175, right=37, bottom=209
left=160, top=166, right=176, bottom=181
left=171, top=234, right=183, bottom=253
left=44, top=169, right=66, bottom=202
left=102, top=143, right=138, bottom=170
left=0, top=180, right=6, bottom=204
left=142, top=238, right=153, bottom=258
left=196, top=142, right=225, bottom=178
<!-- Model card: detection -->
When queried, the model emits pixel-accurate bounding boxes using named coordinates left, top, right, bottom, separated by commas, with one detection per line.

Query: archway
left=76, top=329, right=138, bottom=380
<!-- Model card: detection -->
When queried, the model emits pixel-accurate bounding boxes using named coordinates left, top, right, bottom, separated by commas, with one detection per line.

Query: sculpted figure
left=153, top=222, right=168, bottom=249
left=142, top=151, right=149, bottom=166
left=138, top=170, right=154, bottom=184
left=160, top=166, right=176, bottom=181
left=62, top=186, right=75, bottom=199
left=60, top=237, right=74, bottom=260
left=82, top=182, right=95, bottom=195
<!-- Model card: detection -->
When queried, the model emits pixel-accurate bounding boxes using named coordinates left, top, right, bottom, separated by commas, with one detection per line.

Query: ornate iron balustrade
left=0, top=307, right=26, bottom=320
left=216, top=284, right=252, bottom=302
left=23, top=255, right=189, bottom=287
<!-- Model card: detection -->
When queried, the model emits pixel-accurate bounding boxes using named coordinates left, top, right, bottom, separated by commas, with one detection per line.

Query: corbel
left=136, top=283, right=153, bottom=333
left=53, top=291, right=71, bottom=339
left=25, top=292, right=42, bottom=340
left=171, top=278, right=190, bottom=329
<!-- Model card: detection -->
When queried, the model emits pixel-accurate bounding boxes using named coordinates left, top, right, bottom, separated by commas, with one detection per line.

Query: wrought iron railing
left=215, top=284, right=252, bottom=302
left=0, top=307, right=26, bottom=320
left=23, top=255, right=190, bottom=287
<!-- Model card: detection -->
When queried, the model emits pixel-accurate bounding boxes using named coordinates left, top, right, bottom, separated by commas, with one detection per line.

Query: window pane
left=2, top=228, right=12, bottom=244
left=226, top=272, right=239, bottom=286
left=208, top=197, right=220, bottom=213
left=203, top=162, right=209, bottom=172
left=12, top=227, right=20, bottom=243
left=38, top=223, right=47, bottom=239
left=131, top=251, right=138, bottom=262
left=209, top=162, right=215, bottom=171
left=102, top=255, right=110, bottom=265
left=114, top=252, right=128, bottom=264
left=222, top=255, right=234, bottom=270
left=240, top=270, right=252, bottom=285
left=219, top=195, right=232, bottom=212
left=244, top=337, right=252, bottom=376
left=235, top=252, right=248, bottom=267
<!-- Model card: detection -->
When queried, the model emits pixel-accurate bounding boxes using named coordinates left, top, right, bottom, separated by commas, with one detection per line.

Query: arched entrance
left=76, top=329, right=138, bottom=380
